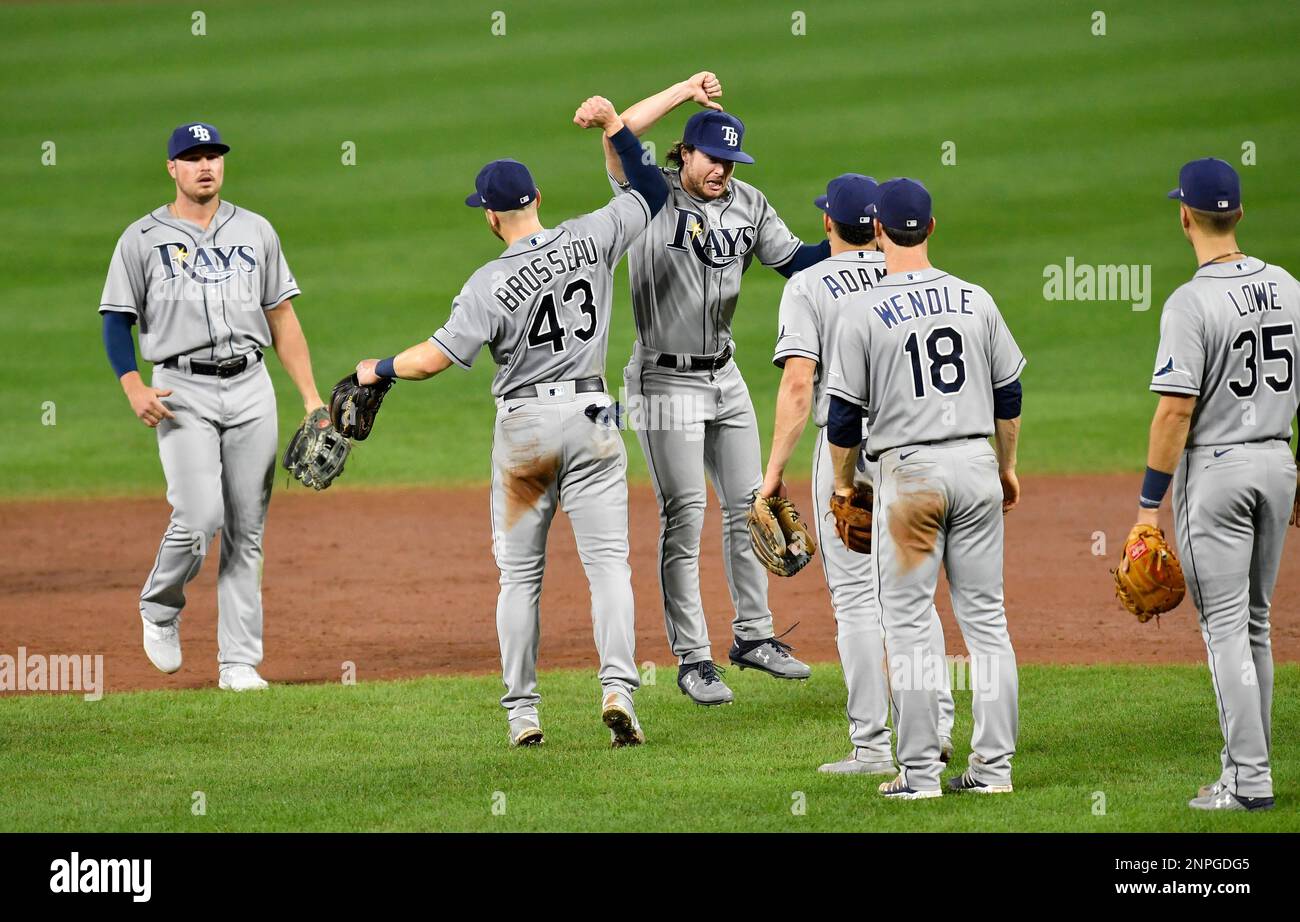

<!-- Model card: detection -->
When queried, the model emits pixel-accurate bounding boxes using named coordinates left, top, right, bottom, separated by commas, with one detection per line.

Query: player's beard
left=182, top=176, right=221, bottom=205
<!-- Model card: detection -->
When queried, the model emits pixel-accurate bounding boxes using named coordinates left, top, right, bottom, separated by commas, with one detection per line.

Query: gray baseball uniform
left=613, top=168, right=801, bottom=662
left=99, top=201, right=299, bottom=669
left=829, top=266, right=1025, bottom=792
left=431, top=190, right=653, bottom=736
left=774, top=250, right=954, bottom=760
left=1150, top=256, right=1300, bottom=799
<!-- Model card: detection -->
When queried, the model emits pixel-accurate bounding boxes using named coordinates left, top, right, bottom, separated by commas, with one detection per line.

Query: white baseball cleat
left=142, top=615, right=182, bottom=674
left=219, top=665, right=269, bottom=692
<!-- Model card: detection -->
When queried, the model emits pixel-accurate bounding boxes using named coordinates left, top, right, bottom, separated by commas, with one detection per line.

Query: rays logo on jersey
left=665, top=208, right=755, bottom=269
left=154, top=242, right=257, bottom=285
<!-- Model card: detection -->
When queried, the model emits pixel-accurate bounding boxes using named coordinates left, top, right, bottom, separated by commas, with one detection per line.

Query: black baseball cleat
left=728, top=629, right=812, bottom=680
left=677, top=661, right=734, bottom=706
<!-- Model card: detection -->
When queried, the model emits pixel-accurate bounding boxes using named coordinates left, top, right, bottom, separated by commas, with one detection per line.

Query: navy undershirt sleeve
left=992, top=379, right=1022, bottom=420
left=827, top=395, right=863, bottom=448
left=102, top=311, right=138, bottom=378
left=774, top=240, right=831, bottom=278
left=609, top=125, right=668, bottom=216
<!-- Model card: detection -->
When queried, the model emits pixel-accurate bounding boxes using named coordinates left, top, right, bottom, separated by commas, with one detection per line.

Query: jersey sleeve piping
left=992, top=356, right=1027, bottom=389
left=430, top=333, right=472, bottom=369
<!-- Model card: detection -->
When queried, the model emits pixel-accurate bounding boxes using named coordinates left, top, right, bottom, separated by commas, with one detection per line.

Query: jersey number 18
left=904, top=326, right=966, bottom=398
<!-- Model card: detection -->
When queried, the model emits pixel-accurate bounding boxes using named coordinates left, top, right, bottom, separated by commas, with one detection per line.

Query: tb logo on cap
left=721, top=126, right=739, bottom=147
left=188, top=125, right=212, bottom=141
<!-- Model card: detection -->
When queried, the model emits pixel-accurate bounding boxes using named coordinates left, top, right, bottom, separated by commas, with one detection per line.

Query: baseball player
left=827, top=178, right=1025, bottom=799
left=100, top=122, right=330, bottom=691
left=603, top=73, right=833, bottom=704
left=353, top=97, right=666, bottom=747
left=1132, top=158, right=1299, bottom=811
left=761, top=174, right=955, bottom=774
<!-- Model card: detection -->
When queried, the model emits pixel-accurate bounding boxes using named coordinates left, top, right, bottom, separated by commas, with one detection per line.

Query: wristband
left=375, top=357, right=396, bottom=379
left=1139, top=466, right=1173, bottom=509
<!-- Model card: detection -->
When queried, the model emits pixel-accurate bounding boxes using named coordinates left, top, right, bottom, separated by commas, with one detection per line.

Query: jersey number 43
left=527, top=279, right=597, bottom=354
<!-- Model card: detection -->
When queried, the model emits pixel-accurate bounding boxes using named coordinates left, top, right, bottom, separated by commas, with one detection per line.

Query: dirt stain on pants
left=888, top=490, right=946, bottom=573
left=503, top=454, right=559, bottom=530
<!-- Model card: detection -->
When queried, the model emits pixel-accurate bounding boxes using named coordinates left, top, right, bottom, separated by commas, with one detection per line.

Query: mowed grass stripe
left=2, top=0, right=1299, bottom=497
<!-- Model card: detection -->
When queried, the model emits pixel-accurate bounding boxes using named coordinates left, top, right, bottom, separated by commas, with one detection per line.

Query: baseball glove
left=330, top=373, right=392, bottom=441
left=282, top=407, right=351, bottom=491
left=1113, top=523, right=1186, bottom=622
left=748, top=493, right=817, bottom=577
left=829, top=485, right=874, bottom=554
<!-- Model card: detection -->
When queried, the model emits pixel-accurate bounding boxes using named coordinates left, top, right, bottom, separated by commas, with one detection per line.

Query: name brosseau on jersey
left=492, top=235, right=600, bottom=311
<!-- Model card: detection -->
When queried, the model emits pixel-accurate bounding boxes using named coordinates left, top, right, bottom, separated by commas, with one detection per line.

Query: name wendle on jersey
left=665, top=207, right=755, bottom=269
left=491, top=235, right=600, bottom=311
left=871, top=284, right=976, bottom=329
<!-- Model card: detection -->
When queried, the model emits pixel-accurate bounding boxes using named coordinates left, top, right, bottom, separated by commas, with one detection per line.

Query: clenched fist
left=573, top=96, right=624, bottom=136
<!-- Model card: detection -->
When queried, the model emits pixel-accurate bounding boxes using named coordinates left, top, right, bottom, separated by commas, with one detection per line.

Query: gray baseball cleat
left=1197, top=779, right=1225, bottom=798
left=677, top=661, right=734, bottom=706
left=142, top=615, right=182, bottom=674
left=1188, top=786, right=1274, bottom=811
left=818, top=751, right=896, bottom=775
left=727, top=632, right=811, bottom=680
left=601, top=691, right=645, bottom=748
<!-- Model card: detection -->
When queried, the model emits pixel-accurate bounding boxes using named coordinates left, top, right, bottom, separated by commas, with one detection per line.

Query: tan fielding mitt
left=829, top=485, right=874, bottom=554
left=1113, top=523, right=1186, bottom=622
left=748, top=493, right=817, bottom=577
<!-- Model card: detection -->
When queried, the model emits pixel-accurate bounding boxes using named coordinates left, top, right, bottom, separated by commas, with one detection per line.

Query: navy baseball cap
left=870, top=178, right=932, bottom=231
left=167, top=122, right=229, bottom=160
left=1167, top=157, right=1240, bottom=212
left=465, top=159, right=537, bottom=211
left=814, top=174, right=879, bottom=225
left=683, top=111, right=754, bottom=164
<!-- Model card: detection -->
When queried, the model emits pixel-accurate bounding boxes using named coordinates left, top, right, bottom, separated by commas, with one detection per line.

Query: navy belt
left=502, top=376, right=604, bottom=401
left=163, top=350, right=263, bottom=378
left=654, top=343, right=733, bottom=372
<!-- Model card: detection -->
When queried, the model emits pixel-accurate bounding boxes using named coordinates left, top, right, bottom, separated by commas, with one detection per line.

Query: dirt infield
left=3, top=474, right=1298, bottom=694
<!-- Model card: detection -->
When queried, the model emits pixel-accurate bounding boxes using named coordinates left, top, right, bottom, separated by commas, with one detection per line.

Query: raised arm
left=575, top=96, right=667, bottom=215
left=602, top=72, right=722, bottom=183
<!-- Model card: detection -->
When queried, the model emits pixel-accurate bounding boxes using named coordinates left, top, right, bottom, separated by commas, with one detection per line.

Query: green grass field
left=3, top=0, right=1299, bottom=497
left=2, top=664, right=1297, bottom=832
